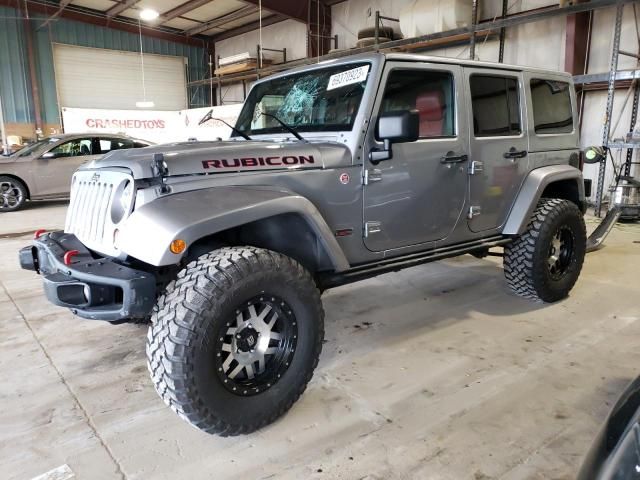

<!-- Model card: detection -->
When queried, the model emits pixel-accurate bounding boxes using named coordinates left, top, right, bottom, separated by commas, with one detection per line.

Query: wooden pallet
left=215, top=58, right=273, bottom=76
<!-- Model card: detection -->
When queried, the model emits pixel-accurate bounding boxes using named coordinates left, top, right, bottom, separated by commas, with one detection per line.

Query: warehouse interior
left=1, top=0, right=640, bottom=478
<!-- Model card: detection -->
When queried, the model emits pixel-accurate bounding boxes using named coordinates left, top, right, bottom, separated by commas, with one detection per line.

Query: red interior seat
left=416, top=91, right=445, bottom=137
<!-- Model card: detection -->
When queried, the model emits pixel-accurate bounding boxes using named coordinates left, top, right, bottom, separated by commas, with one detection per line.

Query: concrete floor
left=1, top=201, right=639, bottom=480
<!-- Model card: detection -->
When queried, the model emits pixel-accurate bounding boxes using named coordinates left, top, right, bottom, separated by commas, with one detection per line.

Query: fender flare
left=118, top=185, right=350, bottom=270
left=503, top=165, right=585, bottom=235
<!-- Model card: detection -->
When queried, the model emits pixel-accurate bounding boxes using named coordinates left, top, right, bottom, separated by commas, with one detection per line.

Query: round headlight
left=111, top=180, right=135, bottom=224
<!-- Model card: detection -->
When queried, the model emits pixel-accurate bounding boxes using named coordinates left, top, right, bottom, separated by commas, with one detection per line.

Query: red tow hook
left=63, top=250, right=80, bottom=266
left=34, top=229, right=46, bottom=239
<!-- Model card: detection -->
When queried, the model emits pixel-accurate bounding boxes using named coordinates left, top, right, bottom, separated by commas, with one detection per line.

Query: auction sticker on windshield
left=327, top=65, right=369, bottom=91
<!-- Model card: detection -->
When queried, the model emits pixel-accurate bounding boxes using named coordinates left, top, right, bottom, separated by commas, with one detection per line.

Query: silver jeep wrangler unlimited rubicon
left=20, top=53, right=587, bottom=436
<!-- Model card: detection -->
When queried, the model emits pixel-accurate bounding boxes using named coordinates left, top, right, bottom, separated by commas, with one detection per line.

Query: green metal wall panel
left=0, top=6, right=33, bottom=123
left=0, top=6, right=209, bottom=126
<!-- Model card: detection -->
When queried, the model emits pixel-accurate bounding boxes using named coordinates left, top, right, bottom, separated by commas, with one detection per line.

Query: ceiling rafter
left=240, top=0, right=306, bottom=23
left=158, top=0, right=213, bottom=25
left=0, top=0, right=208, bottom=46
left=37, top=0, right=73, bottom=29
left=185, top=4, right=257, bottom=36
left=211, top=13, right=287, bottom=41
left=106, top=0, right=141, bottom=19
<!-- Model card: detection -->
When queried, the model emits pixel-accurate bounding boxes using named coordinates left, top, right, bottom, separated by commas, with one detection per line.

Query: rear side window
left=379, top=69, right=455, bottom=138
left=530, top=79, right=573, bottom=134
left=470, top=75, right=521, bottom=136
left=99, top=138, right=134, bottom=153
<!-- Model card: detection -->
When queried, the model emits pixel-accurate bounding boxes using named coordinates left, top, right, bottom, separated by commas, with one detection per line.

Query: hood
left=82, top=139, right=353, bottom=179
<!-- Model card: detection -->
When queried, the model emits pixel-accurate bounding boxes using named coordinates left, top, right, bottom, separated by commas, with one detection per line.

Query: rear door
left=464, top=69, right=529, bottom=232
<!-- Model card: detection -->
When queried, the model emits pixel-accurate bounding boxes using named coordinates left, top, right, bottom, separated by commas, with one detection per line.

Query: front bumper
left=19, top=231, right=156, bottom=321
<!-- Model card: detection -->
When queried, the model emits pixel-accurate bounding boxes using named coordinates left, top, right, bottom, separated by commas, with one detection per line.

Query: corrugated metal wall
left=0, top=5, right=210, bottom=127
left=0, top=6, right=34, bottom=124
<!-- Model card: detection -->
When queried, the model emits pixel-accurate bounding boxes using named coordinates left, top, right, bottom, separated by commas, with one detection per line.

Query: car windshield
left=234, top=62, right=371, bottom=137
left=14, top=137, right=60, bottom=157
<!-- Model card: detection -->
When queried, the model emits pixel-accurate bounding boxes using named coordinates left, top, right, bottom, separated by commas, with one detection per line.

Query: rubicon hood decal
left=202, top=155, right=316, bottom=169
left=84, top=139, right=352, bottom=179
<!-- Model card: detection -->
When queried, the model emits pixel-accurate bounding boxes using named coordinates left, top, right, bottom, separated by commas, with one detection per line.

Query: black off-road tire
left=0, top=176, right=27, bottom=212
left=147, top=246, right=324, bottom=436
left=504, top=198, right=586, bottom=302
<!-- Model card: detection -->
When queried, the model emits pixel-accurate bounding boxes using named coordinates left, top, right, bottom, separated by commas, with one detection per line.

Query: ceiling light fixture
left=139, top=8, right=159, bottom=21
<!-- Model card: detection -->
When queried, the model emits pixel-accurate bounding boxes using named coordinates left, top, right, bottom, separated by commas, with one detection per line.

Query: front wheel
left=0, top=176, right=27, bottom=212
left=147, top=247, right=324, bottom=436
left=504, top=198, right=586, bottom=302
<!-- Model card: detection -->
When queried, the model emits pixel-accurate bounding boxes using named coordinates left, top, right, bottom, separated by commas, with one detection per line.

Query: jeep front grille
left=65, top=170, right=133, bottom=257
left=66, top=179, right=113, bottom=242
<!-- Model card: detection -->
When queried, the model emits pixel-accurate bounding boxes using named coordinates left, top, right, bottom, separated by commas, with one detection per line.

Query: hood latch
left=152, top=153, right=170, bottom=194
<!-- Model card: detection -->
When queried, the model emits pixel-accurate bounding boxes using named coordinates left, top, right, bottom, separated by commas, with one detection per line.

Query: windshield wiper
left=198, top=109, right=252, bottom=140
left=259, top=112, right=307, bottom=143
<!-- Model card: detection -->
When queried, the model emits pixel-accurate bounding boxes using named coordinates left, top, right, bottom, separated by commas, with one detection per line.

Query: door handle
left=440, top=152, right=468, bottom=164
left=503, top=147, right=528, bottom=159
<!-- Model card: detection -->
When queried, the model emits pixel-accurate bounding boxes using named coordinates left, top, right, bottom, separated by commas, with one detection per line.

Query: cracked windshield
left=235, top=63, right=371, bottom=136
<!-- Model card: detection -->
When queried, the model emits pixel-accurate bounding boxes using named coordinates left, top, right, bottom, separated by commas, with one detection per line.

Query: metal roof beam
left=0, top=0, right=208, bottom=47
left=185, top=5, right=257, bottom=35
left=240, top=0, right=307, bottom=23
left=158, top=0, right=213, bottom=24
left=37, top=0, right=72, bottom=29
left=106, top=0, right=141, bottom=19
left=211, top=13, right=287, bottom=41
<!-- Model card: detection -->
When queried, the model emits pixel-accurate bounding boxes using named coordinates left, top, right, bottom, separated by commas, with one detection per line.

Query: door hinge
left=365, top=221, right=382, bottom=237
left=364, top=168, right=383, bottom=185
left=469, top=161, right=484, bottom=175
left=468, top=206, right=482, bottom=219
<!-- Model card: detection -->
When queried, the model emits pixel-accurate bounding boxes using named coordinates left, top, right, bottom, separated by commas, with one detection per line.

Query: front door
left=464, top=69, right=529, bottom=232
left=363, top=62, right=469, bottom=252
left=35, top=137, right=100, bottom=196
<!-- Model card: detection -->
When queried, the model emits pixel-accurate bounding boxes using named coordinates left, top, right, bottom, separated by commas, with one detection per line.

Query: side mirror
left=370, top=110, right=419, bottom=163
left=377, top=110, right=420, bottom=143
left=40, top=151, right=57, bottom=159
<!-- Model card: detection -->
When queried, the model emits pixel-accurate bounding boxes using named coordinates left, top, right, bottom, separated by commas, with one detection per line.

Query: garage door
left=53, top=44, right=187, bottom=110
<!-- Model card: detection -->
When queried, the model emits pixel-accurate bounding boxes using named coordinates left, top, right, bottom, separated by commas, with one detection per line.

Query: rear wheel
left=0, top=176, right=27, bottom=212
left=504, top=198, right=586, bottom=302
left=147, top=246, right=324, bottom=436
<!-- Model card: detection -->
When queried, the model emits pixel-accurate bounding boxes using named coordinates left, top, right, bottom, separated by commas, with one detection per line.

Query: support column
left=0, top=94, right=9, bottom=156
left=595, top=3, right=624, bottom=217
left=308, top=0, right=331, bottom=58
left=21, top=0, right=43, bottom=134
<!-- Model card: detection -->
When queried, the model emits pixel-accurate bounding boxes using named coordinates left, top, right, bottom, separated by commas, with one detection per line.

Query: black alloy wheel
left=214, top=295, right=298, bottom=396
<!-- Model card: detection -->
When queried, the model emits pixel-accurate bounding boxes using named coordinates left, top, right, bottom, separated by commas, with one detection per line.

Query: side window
left=470, top=75, right=521, bottom=136
left=111, top=138, right=134, bottom=150
left=101, top=138, right=133, bottom=153
left=134, top=141, right=149, bottom=148
left=99, top=139, right=112, bottom=153
left=49, top=138, right=93, bottom=157
left=530, top=79, right=573, bottom=134
left=379, top=69, right=455, bottom=138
